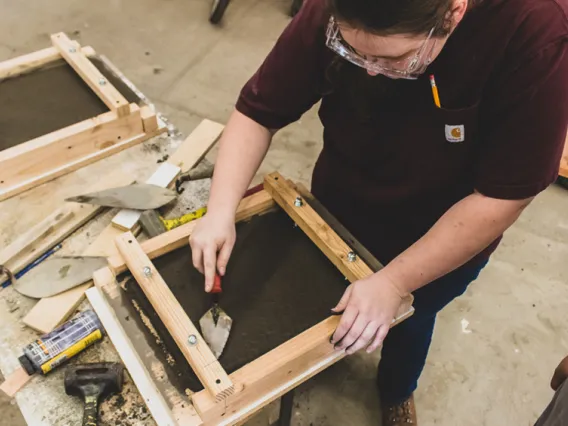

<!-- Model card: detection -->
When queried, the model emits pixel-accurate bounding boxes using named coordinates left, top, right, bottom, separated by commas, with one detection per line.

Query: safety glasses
left=325, top=16, right=437, bottom=80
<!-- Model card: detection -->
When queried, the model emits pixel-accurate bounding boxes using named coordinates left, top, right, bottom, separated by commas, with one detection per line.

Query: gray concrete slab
left=1, top=0, right=567, bottom=425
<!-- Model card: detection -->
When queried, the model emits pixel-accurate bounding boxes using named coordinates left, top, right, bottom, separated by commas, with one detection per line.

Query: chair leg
left=277, top=390, right=295, bottom=426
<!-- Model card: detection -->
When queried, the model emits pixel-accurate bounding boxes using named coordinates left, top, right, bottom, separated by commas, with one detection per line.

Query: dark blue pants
left=377, top=261, right=488, bottom=405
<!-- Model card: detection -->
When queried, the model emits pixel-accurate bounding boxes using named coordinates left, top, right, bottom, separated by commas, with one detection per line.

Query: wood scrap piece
left=111, top=119, right=224, bottom=231
left=51, top=32, right=130, bottom=117
left=0, top=45, right=95, bottom=80
left=0, top=366, right=31, bottom=398
left=107, top=189, right=276, bottom=275
left=0, top=208, right=74, bottom=268
left=111, top=163, right=181, bottom=232
left=263, top=172, right=413, bottom=319
left=86, top=286, right=186, bottom=426
left=22, top=224, right=132, bottom=333
left=115, top=232, right=234, bottom=401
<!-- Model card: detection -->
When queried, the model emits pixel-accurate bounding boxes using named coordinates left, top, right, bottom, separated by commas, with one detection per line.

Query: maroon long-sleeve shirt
left=237, top=0, right=568, bottom=265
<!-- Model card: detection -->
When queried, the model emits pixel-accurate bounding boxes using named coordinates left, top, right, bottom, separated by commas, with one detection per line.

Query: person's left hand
left=331, top=271, right=406, bottom=355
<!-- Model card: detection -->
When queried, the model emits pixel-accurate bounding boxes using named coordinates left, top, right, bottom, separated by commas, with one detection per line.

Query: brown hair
left=326, top=0, right=470, bottom=37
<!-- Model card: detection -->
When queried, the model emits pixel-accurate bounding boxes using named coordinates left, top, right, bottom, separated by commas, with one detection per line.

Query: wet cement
left=121, top=210, right=349, bottom=392
left=0, top=57, right=140, bottom=149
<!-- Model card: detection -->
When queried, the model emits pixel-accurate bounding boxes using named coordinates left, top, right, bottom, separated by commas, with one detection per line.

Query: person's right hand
left=189, top=211, right=236, bottom=292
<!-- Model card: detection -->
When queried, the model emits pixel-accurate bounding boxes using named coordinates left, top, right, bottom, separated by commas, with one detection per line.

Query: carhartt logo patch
left=445, top=125, right=465, bottom=143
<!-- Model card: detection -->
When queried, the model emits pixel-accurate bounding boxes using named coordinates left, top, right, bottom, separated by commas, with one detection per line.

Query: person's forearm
left=207, top=110, right=273, bottom=218
left=382, top=192, right=533, bottom=294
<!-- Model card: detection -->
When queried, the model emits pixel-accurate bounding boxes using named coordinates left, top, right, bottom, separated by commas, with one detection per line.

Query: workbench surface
left=0, top=127, right=210, bottom=426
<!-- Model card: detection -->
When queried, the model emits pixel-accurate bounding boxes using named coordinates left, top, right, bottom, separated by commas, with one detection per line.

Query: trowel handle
left=211, top=273, right=222, bottom=294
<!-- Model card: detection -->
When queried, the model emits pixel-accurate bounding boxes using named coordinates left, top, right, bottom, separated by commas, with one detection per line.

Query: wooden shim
left=0, top=105, right=155, bottom=202
left=112, top=162, right=182, bottom=232
left=107, top=189, right=275, bottom=275
left=0, top=45, right=95, bottom=80
left=111, top=119, right=224, bottom=231
left=86, top=284, right=185, bottom=426
left=0, top=366, right=32, bottom=398
left=192, top=295, right=414, bottom=425
left=51, top=32, right=130, bottom=117
left=115, top=233, right=234, bottom=401
left=0, top=208, right=74, bottom=267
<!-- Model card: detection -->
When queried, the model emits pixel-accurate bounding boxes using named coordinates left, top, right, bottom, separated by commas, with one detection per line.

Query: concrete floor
left=1, top=0, right=567, bottom=424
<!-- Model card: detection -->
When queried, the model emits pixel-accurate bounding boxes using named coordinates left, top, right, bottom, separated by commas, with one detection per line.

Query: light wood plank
left=0, top=208, right=74, bottom=267
left=0, top=204, right=101, bottom=283
left=0, top=105, right=153, bottom=202
left=112, top=162, right=181, bottom=231
left=107, top=190, right=275, bottom=275
left=115, top=233, right=234, bottom=401
left=86, top=285, right=187, bottom=426
left=51, top=32, right=130, bottom=116
left=0, top=45, right=95, bottom=80
left=0, top=366, right=32, bottom=398
left=110, top=119, right=224, bottom=231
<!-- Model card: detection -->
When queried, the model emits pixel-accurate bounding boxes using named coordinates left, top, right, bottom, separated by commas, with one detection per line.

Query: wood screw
left=142, top=266, right=152, bottom=277
left=99, top=78, right=107, bottom=86
left=294, top=196, right=303, bottom=207
left=68, top=47, right=76, bottom=53
left=188, top=335, right=197, bottom=345
left=347, top=251, right=357, bottom=262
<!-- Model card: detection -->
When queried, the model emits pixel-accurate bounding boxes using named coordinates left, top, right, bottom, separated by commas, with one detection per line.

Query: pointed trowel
left=199, top=273, right=232, bottom=359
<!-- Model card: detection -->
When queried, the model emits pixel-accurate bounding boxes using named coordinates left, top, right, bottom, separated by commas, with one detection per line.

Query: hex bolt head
left=99, top=78, right=107, bottom=86
left=188, top=335, right=198, bottom=345
left=294, top=196, right=303, bottom=207
left=347, top=251, right=357, bottom=262
left=142, top=266, right=152, bottom=277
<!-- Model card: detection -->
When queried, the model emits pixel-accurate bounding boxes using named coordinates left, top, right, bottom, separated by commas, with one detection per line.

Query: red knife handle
left=211, top=273, right=222, bottom=294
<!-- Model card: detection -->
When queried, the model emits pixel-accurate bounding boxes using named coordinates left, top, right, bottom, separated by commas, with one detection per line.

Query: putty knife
left=65, top=183, right=177, bottom=210
left=199, top=274, right=232, bottom=359
left=14, top=256, right=107, bottom=298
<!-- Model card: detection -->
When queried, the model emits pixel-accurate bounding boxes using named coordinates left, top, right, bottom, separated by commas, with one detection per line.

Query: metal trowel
left=199, top=273, right=232, bottom=359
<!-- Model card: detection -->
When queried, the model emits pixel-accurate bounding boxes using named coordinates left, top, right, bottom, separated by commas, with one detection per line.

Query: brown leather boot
left=382, top=394, right=418, bottom=425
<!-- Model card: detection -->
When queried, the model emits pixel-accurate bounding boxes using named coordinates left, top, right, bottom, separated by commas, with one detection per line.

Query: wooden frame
left=0, top=32, right=166, bottom=201
left=560, top=133, right=568, bottom=178
left=100, top=173, right=415, bottom=426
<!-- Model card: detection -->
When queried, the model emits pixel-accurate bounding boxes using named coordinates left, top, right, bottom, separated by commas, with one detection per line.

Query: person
left=189, top=0, right=568, bottom=423
left=536, top=355, right=568, bottom=426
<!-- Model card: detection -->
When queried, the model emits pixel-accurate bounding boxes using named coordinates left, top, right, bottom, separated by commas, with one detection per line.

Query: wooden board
left=111, top=119, right=224, bottom=231
left=0, top=45, right=94, bottom=80
left=0, top=204, right=100, bottom=283
left=107, top=190, right=276, bottom=275
left=0, top=106, right=166, bottom=202
left=86, top=284, right=184, bottom=426
left=115, top=233, right=234, bottom=401
left=51, top=32, right=130, bottom=117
